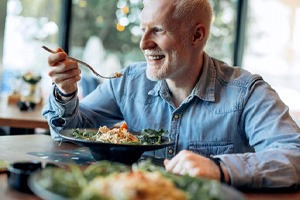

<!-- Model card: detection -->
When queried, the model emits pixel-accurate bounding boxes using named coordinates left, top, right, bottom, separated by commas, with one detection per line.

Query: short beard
left=146, top=49, right=183, bottom=81
left=146, top=65, right=165, bottom=81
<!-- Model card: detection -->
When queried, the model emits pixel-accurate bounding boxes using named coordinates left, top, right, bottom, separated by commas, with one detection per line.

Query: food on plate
left=97, top=125, right=139, bottom=144
left=85, top=171, right=187, bottom=200
left=30, top=160, right=240, bottom=200
left=71, top=123, right=169, bottom=145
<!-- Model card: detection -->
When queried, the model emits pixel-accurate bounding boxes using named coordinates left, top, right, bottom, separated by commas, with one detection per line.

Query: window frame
left=0, top=0, right=7, bottom=91
left=60, top=0, right=72, bottom=53
left=234, top=0, right=248, bottom=66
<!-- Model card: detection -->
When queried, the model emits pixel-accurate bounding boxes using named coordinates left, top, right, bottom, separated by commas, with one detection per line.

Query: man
left=43, top=0, right=300, bottom=188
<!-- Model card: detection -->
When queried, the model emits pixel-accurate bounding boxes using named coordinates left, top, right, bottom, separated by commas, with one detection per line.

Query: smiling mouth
left=146, top=55, right=165, bottom=61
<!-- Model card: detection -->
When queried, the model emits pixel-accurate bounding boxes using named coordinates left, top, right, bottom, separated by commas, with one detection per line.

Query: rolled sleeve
left=218, top=145, right=300, bottom=188
left=42, top=87, right=79, bottom=137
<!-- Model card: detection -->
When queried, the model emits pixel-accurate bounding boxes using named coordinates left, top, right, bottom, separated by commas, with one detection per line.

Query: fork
left=42, top=46, right=122, bottom=79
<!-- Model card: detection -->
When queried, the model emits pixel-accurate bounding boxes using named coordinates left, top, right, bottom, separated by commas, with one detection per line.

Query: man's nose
left=140, top=32, right=156, bottom=50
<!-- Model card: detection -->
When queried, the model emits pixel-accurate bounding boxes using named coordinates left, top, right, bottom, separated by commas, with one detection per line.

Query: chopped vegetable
left=120, top=122, right=128, bottom=130
left=83, top=161, right=130, bottom=181
left=36, top=165, right=87, bottom=198
left=138, top=128, right=168, bottom=145
left=72, top=129, right=97, bottom=140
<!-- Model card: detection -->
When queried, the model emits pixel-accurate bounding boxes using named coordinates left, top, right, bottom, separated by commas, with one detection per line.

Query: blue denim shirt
left=43, top=53, right=300, bottom=188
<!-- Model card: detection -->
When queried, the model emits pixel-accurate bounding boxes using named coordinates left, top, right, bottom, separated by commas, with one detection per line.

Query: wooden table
left=0, top=135, right=83, bottom=200
left=0, top=99, right=49, bottom=130
left=0, top=135, right=299, bottom=200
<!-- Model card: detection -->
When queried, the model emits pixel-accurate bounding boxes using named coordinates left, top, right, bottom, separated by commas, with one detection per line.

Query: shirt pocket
left=188, top=141, right=234, bottom=157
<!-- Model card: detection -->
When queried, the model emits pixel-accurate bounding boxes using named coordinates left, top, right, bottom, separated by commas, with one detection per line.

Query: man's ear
left=192, top=24, right=205, bottom=44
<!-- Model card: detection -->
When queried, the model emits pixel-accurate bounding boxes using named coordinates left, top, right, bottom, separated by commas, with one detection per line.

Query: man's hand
left=48, top=48, right=81, bottom=95
left=164, top=150, right=230, bottom=183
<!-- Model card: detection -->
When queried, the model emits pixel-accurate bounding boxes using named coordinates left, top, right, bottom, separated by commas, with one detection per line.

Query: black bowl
left=59, top=129, right=174, bottom=165
left=7, top=161, right=42, bottom=193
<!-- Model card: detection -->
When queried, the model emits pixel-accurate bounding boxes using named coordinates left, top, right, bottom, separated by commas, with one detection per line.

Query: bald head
left=175, top=0, right=213, bottom=46
left=142, top=0, right=213, bottom=50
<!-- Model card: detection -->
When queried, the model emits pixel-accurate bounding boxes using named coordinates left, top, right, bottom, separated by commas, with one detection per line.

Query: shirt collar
left=148, top=80, right=165, bottom=97
left=193, top=52, right=216, bottom=102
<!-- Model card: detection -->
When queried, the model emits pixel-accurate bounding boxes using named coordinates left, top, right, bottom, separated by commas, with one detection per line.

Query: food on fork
left=42, top=45, right=123, bottom=79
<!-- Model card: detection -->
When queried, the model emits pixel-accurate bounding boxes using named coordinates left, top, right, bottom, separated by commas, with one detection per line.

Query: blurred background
left=0, top=0, right=299, bottom=124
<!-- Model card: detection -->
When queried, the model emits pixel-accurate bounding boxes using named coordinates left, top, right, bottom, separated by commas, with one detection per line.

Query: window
left=206, top=0, right=238, bottom=65
left=0, top=0, right=62, bottom=98
left=243, top=0, right=300, bottom=116
left=68, top=0, right=145, bottom=92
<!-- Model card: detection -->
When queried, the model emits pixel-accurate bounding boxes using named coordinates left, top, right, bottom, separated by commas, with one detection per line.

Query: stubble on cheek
left=146, top=64, right=160, bottom=81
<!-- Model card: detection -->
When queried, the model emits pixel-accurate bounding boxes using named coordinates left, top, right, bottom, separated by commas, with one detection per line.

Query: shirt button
left=173, top=114, right=180, bottom=119
left=168, top=149, right=174, bottom=154
left=163, top=92, right=168, bottom=96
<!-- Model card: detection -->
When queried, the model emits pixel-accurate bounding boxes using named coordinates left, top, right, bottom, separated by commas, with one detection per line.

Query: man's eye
left=154, top=28, right=163, bottom=33
left=153, top=28, right=165, bottom=35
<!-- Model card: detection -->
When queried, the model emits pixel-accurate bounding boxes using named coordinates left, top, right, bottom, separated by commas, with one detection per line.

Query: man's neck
left=167, top=54, right=204, bottom=108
